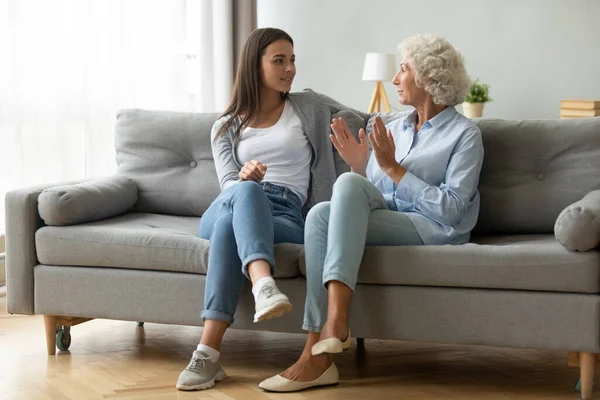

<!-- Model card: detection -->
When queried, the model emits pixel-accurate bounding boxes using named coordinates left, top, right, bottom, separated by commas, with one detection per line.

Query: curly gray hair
left=399, top=34, right=471, bottom=106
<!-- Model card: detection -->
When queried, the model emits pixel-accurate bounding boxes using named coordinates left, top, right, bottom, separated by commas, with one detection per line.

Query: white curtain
left=185, top=0, right=256, bottom=112
left=0, top=0, right=253, bottom=229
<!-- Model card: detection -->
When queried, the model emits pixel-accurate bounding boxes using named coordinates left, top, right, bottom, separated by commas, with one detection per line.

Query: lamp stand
left=368, top=81, right=391, bottom=113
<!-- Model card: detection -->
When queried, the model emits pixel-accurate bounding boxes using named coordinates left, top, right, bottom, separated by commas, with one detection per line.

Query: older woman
left=259, top=34, right=485, bottom=392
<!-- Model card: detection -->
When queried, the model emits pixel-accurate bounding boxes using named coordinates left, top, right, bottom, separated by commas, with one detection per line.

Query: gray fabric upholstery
left=347, top=284, right=600, bottom=353
left=473, top=118, right=600, bottom=235
left=35, top=212, right=302, bottom=278
left=37, top=176, right=138, bottom=226
left=555, top=189, right=600, bottom=252
left=5, top=179, right=86, bottom=315
left=115, top=109, right=222, bottom=217
left=34, top=265, right=600, bottom=353
left=33, top=265, right=308, bottom=331
left=366, top=111, right=412, bottom=133
left=299, top=235, right=600, bottom=293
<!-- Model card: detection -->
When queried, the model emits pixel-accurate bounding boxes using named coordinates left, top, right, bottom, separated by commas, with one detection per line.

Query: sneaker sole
left=176, top=369, right=227, bottom=391
left=254, top=300, right=293, bottom=323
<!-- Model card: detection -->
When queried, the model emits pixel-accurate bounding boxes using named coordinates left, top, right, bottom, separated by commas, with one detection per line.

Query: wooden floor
left=0, top=294, right=594, bottom=399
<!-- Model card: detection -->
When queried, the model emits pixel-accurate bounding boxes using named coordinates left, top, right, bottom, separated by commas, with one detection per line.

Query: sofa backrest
left=115, top=108, right=361, bottom=216
left=115, top=109, right=600, bottom=234
left=115, top=109, right=221, bottom=216
left=472, top=117, right=600, bottom=234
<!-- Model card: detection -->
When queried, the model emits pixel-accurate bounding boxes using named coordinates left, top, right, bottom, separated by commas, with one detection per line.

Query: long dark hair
left=215, top=28, right=294, bottom=141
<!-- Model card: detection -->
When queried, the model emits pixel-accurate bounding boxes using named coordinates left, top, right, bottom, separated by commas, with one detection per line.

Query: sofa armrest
left=5, top=178, right=124, bottom=315
left=37, top=176, right=138, bottom=226
left=555, top=189, right=600, bottom=252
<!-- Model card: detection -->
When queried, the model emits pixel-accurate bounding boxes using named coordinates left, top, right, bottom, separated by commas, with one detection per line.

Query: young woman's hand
left=239, top=160, right=267, bottom=182
left=330, top=117, right=369, bottom=174
left=369, top=116, right=398, bottom=174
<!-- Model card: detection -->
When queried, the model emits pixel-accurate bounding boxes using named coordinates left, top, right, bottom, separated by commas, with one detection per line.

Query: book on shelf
left=560, top=115, right=589, bottom=119
left=560, top=109, right=600, bottom=118
left=560, top=100, right=600, bottom=110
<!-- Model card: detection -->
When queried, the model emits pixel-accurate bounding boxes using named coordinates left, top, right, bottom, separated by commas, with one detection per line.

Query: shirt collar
left=402, top=106, right=457, bottom=131
left=402, top=110, right=418, bottom=131
left=428, top=106, right=457, bottom=128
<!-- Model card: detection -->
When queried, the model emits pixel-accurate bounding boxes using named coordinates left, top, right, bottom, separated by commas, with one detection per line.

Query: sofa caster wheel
left=576, top=378, right=595, bottom=395
left=137, top=322, right=144, bottom=327
left=56, top=326, right=71, bottom=351
left=576, top=378, right=595, bottom=391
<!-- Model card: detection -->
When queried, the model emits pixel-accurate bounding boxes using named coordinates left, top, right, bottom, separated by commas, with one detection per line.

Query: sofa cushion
left=35, top=212, right=302, bottom=278
left=555, top=189, right=600, bottom=252
left=37, top=176, right=138, bottom=226
left=115, top=109, right=222, bottom=217
left=473, top=118, right=600, bottom=235
left=299, top=234, right=600, bottom=293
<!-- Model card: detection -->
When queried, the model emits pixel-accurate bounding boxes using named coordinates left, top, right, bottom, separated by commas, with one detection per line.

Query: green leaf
left=464, top=79, right=490, bottom=103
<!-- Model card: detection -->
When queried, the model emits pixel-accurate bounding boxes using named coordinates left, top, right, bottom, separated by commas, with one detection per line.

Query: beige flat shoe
left=258, top=363, right=339, bottom=392
left=311, top=329, right=351, bottom=356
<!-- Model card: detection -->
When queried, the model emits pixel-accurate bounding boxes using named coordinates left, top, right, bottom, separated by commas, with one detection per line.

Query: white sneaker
left=253, top=283, right=292, bottom=323
left=176, top=350, right=227, bottom=391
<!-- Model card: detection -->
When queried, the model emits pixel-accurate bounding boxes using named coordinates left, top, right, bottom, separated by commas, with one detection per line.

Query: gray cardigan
left=210, top=89, right=371, bottom=211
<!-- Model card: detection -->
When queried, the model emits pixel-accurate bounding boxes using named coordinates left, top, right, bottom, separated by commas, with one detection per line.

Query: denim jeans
left=302, top=172, right=424, bottom=332
left=199, top=180, right=304, bottom=325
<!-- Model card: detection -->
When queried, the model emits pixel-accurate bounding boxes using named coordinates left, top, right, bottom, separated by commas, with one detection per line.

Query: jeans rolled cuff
left=201, top=309, right=234, bottom=325
left=302, top=322, right=323, bottom=332
left=241, top=252, right=275, bottom=278
left=323, top=273, right=356, bottom=291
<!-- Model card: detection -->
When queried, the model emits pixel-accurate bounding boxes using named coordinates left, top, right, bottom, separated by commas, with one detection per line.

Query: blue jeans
left=199, top=181, right=304, bottom=325
left=302, top=172, right=424, bottom=332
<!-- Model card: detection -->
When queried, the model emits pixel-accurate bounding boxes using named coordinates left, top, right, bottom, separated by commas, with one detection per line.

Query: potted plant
left=462, top=79, right=490, bottom=118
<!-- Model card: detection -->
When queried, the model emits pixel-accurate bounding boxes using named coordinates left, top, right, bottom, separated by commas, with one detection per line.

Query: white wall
left=257, top=0, right=600, bottom=119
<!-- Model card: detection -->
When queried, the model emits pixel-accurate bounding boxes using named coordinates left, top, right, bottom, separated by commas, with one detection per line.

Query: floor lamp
left=362, top=53, right=397, bottom=113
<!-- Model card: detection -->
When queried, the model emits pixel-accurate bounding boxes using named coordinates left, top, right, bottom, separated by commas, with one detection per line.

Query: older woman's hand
left=330, top=117, right=369, bottom=175
left=369, top=117, right=397, bottom=172
left=370, top=116, right=407, bottom=183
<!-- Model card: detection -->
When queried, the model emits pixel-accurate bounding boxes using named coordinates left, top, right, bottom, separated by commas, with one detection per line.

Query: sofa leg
left=580, top=352, right=597, bottom=399
left=43, top=315, right=57, bottom=355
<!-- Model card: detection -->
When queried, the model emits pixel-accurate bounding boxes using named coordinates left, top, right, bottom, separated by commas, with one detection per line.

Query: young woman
left=176, top=27, right=369, bottom=391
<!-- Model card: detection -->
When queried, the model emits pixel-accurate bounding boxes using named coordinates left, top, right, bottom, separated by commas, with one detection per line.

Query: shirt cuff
left=395, top=171, right=428, bottom=205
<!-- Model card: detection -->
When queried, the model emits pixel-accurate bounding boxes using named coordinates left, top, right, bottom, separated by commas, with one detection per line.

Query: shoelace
left=260, top=284, right=278, bottom=299
left=186, top=353, right=212, bottom=373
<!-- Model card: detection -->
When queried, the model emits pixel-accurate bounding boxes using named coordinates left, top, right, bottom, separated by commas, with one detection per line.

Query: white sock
left=252, top=276, right=275, bottom=300
left=196, top=344, right=220, bottom=362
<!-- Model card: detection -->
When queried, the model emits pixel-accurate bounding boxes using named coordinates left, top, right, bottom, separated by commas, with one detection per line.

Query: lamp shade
left=362, top=53, right=397, bottom=81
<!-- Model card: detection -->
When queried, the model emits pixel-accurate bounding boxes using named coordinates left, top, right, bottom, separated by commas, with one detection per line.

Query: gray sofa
left=5, top=109, right=600, bottom=398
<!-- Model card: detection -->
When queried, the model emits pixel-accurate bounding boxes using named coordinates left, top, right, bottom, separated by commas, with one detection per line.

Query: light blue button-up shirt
left=366, top=106, right=484, bottom=245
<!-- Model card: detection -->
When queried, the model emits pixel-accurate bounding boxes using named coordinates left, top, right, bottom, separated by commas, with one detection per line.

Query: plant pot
left=462, top=102, right=484, bottom=118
